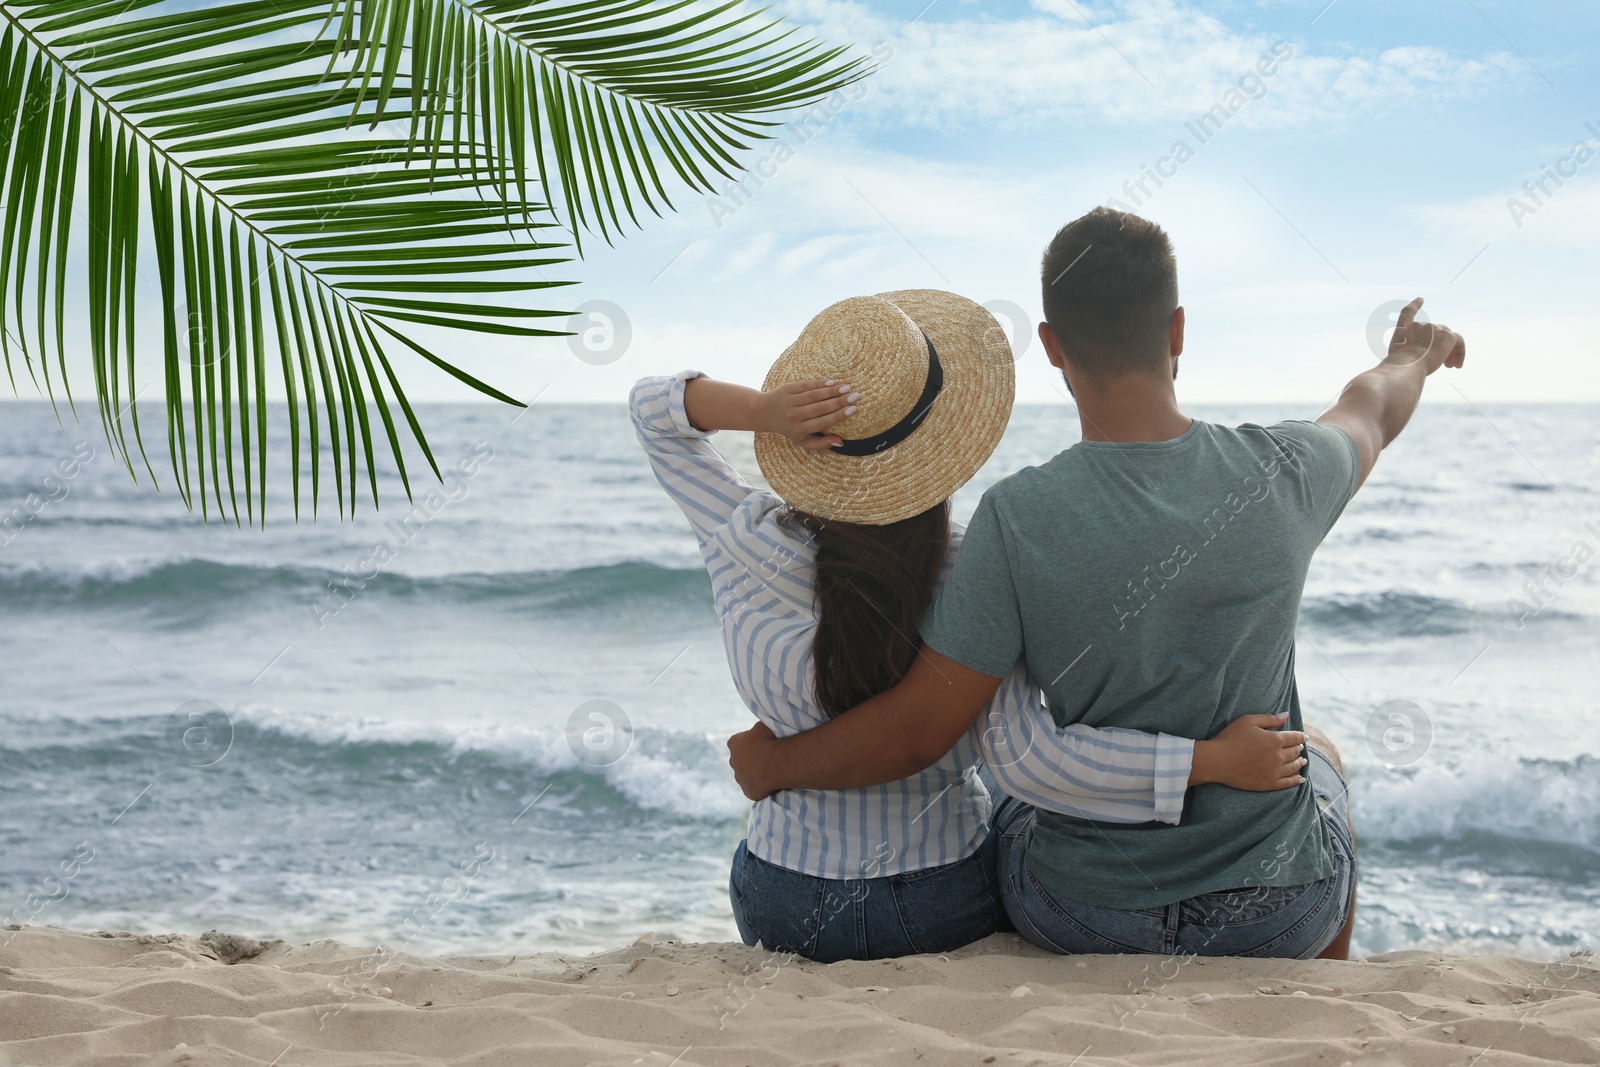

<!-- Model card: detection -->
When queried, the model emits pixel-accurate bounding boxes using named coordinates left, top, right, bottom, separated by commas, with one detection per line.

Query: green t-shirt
left=923, top=419, right=1360, bottom=910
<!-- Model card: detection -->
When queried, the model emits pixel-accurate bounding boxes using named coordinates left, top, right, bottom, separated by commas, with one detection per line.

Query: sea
left=2, top=400, right=1597, bottom=960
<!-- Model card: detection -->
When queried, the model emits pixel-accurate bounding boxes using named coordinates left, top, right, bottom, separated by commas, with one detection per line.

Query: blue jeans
left=997, top=746, right=1356, bottom=959
left=729, top=833, right=1007, bottom=963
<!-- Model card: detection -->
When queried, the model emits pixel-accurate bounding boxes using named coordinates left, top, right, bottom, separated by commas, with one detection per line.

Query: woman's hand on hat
left=763, top=379, right=858, bottom=451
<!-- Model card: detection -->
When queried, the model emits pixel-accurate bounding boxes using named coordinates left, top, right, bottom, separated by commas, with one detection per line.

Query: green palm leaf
left=336, top=0, right=870, bottom=248
left=0, top=0, right=867, bottom=524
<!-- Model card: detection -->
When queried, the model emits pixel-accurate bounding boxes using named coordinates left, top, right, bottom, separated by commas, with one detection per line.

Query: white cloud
left=1417, top=179, right=1600, bottom=250
left=778, top=0, right=1528, bottom=131
left=774, top=233, right=857, bottom=275
left=725, top=232, right=779, bottom=275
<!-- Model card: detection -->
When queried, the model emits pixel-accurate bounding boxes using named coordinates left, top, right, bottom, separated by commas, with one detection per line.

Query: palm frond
left=0, top=0, right=867, bottom=523
left=370, top=0, right=871, bottom=249
left=1, top=5, right=564, bottom=525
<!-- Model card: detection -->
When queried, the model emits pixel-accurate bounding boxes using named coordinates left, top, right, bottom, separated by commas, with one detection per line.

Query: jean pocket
left=1197, top=875, right=1343, bottom=959
left=1180, top=882, right=1315, bottom=927
left=889, top=853, right=1002, bottom=955
left=1003, top=873, right=1076, bottom=955
left=734, top=851, right=827, bottom=958
left=1014, top=866, right=1158, bottom=954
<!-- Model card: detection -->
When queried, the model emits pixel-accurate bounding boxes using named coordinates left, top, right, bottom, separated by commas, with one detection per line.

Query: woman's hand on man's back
left=1189, top=713, right=1307, bottom=791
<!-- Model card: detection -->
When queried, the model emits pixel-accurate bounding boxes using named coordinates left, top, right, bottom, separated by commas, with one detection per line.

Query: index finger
left=1395, top=297, right=1423, bottom=330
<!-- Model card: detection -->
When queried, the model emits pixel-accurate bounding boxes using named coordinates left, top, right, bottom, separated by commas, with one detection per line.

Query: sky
left=11, top=0, right=1600, bottom=410
left=494, top=0, right=1599, bottom=407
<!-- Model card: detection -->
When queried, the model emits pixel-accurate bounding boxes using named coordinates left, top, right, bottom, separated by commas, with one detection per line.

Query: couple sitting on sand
left=631, top=208, right=1465, bottom=962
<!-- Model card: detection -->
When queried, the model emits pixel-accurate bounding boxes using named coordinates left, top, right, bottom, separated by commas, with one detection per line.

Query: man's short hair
left=1040, top=208, right=1178, bottom=380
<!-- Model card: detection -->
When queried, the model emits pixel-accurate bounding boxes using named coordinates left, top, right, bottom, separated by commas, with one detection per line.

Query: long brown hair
left=783, top=501, right=952, bottom=719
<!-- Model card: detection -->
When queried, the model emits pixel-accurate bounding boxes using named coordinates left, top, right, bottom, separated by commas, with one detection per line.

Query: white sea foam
left=234, top=705, right=747, bottom=822
left=1355, top=753, right=1600, bottom=852
left=604, top=752, right=748, bottom=821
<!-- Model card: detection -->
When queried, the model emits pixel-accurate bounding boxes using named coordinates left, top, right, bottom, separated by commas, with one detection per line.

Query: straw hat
left=754, top=290, right=1015, bottom=525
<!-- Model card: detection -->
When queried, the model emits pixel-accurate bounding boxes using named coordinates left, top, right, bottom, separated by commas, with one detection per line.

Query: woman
left=631, top=291, right=1284, bottom=961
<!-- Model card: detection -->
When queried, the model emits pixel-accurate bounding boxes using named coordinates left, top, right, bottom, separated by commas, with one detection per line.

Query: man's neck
left=1071, top=373, right=1191, bottom=443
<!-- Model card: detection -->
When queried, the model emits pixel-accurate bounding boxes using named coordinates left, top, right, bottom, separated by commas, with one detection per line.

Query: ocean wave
left=1298, top=589, right=1585, bottom=638
left=240, top=709, right=747, bottom=821
left=0, top=558, right=712, bottom=616
left=1355, top=754, right=1600, bottom=855
left=1347, top=527, right=1430, bottom=543
left=1300, top=591, right=1480, bottom=637
left=13, top=708, right=1600, bottom=855
left=2, top=707, right=749, bottom=823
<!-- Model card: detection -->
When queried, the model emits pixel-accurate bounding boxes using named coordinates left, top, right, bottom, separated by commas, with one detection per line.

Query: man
left=726, top=207, right=1465, bottom=959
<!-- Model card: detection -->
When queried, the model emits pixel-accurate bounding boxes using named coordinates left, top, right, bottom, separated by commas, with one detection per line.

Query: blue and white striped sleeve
left=977, top=663, right=1194, bottom=825
left=630, top=372, right=757, bottom=547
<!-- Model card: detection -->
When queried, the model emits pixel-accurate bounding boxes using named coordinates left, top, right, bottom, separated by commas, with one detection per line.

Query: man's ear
left=1169, top=306, right=1185, bottom=360
left=1039, top=321, right=1079, bottom=397
left=1039, top=321, right=1066, bottom=370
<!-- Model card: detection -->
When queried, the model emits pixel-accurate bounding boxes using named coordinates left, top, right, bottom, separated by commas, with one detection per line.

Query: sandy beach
left=1, top=927, right=1596, bottom=1066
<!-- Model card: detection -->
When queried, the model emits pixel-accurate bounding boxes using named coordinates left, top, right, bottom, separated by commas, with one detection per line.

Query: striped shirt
left=631, top=372, right=1194, bottom=879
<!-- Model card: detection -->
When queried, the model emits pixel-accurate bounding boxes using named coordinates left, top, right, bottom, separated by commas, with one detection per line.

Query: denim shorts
left=997, top=746, right=1355, bottom=959
left=729, top=833, right=1007, bottom=963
